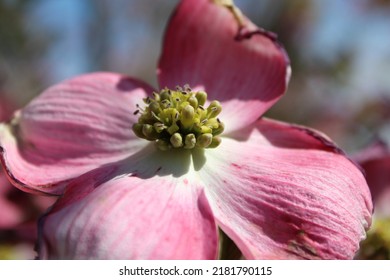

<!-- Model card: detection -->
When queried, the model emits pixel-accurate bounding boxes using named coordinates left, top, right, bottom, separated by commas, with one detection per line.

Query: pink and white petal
left=201, top=118, right=372, bottom=259
left=38, top=148, right=218, bottom=259
left=0, top=72, right=153, bottom=195
left=158, top=0, right=290, bottom=133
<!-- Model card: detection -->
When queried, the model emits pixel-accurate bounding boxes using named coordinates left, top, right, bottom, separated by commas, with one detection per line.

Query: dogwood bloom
left=0, top=0, right=372, bottom=259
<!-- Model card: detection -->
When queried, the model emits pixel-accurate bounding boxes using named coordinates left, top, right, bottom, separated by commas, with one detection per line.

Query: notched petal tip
left=234, top=26, right=290, bottom=65
left=211, top=0, right=291, bottom=69
left=159, top=0, right=291, bottom=133
left=210, top=0, right=290, bottom=67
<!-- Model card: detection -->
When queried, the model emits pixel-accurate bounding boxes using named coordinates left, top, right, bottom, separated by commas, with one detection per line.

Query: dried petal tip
left=132, top=87, right=225, bottom=151
left=211, top=0, right=244, bottom=27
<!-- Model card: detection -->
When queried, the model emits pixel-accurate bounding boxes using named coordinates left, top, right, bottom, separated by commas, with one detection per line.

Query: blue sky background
left=26, top=0, right=390, bottom=100
left=26, top=2, right=387, bottom=75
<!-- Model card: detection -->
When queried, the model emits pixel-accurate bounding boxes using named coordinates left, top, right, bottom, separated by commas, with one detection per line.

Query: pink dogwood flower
left=0, top=0, right=372, bottom=259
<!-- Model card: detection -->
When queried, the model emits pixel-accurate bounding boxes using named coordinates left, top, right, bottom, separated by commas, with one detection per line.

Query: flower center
left=132, top=85, right=225, bottom=151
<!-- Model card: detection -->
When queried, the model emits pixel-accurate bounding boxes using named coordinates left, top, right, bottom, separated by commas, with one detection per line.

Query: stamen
left=151, top=111, right=161, bottom=122
left=143, top=97, right=151, bottom=104
left=183, top=84, right=191, bottom=91
left=135, top=104, right=145, bottom=114
left=132, top=86, right=225, bottom=151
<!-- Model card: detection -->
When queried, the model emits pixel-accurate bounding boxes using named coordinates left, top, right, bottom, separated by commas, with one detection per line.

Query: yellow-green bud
left=197, top=133, right=213, bottom=148
left=188, top=96, right=198, bottom=109
left=142, top=124, right=157, bottom=139
left=180, top=105, right=195, bottom=128
left=160, top=90, right=171, bottom=101
left=149, top=101, right=161, bottom=114
left=184, top=133, right=196, bottom=149
left=208, top=100, right=222, bottom=118
left=213, top=121, right=225, bottom=135
left=132, top=123, right=145, bottom=139
left=195, top=91, right=207, bottom=106
left=156, top=139, right=170, bottom=151
left=170, top=133, right=183, bottom=148
left=208, top=136, right=222, bottom=148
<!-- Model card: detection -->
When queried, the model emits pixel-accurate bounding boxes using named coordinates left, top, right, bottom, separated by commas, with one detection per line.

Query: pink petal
left=1, top=166, right=56, bottom=230
left=158, top=0, right=290, bottom=133
left=353, top=141, right=390, bottom=217
left=201, top=118, right=372, bottom=259
left=352, top=140, right=389, bottom=163
left=0, top=170, right=23, bottom=229
left=0, top=72, right=153, bottom=195
left=38, top=149, right=218, bottom=259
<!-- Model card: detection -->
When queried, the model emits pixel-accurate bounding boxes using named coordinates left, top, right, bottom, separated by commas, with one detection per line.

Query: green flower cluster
left=132, top=86, right=225, bottom=151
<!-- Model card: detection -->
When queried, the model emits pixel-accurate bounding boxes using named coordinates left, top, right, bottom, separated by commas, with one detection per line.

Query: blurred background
left=1, top=0, right=390, bottom=259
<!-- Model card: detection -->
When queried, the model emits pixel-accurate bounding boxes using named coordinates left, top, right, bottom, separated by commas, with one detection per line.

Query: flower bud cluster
left=132, top=86, right=224, bottom=151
